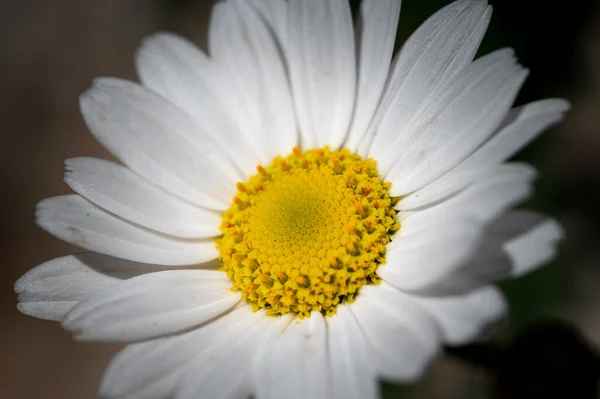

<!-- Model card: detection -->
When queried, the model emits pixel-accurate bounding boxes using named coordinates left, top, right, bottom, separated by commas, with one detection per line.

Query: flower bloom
left=15, top=0, right=567, bottom=398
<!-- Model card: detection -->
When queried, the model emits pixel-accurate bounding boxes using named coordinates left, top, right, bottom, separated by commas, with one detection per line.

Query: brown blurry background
left=1, top=0, right=600, bottom=398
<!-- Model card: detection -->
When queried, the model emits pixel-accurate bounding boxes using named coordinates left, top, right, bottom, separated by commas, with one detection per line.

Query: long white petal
left=36, top=195, right=218, bottom=266
left=65, top=158, right=221, bottom=238
left=501, top=211, right=564, bottom=277
left=175, top=308, right=277, bottom=399
left=114, top=374, right=180, bottom=399
left=398, top=99, right=570, bottom=209
left=407, top=286, right=507, bottom=345
left=208, top=1, right=298, bottom=163
left=249, top=0, right=288, bottom=45
left=380, top=218, right=481, bottom=291
left=385, top=50, right=528, bottom=195
left=103, top=340, right=182, bottom=399
left=360, top=0, right=491, bottom=156
left=351, top=283, right=440, bottom=381
left=254, top=312, right=328, bottom=399
left=421, top=211, right=563, bottom=295
left=345, top=0, right=401, bottom=151
left=16, top=302, right=74, bottom=322
left=286, top=0, right=356, bottom=149
left=80, top=78, right=238, bottom=209
left=327, top=306, right=378, bottom=399
left=135, top=32, right=260, bottom=175
left=399, top=163, right=537, bottom=225
left=101, top=339, right=182, bottom=399
left=100, top=305, right=254, bottom=399
left=14, top=253, right=172, bottom=321
left=62, top=270, right=239, bottom=342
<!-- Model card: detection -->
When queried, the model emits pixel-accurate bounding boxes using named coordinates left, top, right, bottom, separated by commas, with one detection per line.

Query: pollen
left=216, top=147, right=398, bottom=318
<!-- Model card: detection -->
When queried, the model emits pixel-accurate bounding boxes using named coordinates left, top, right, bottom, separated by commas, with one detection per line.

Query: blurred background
left=1, top=0, right=599, bottom=397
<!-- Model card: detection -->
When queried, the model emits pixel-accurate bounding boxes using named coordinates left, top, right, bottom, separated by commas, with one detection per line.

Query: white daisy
left=15, top=0, right=568, bottom=398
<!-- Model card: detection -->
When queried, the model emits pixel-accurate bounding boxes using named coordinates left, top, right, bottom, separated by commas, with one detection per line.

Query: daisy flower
left=15, top=0, right=568, bottom=398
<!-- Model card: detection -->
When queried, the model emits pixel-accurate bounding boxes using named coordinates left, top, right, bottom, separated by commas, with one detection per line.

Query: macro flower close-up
left=12, top=0, right=572, bottom=398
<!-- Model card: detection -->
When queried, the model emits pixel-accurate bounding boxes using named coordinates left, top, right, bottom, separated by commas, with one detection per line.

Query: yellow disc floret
left=217, top=147, right=399, bottom=318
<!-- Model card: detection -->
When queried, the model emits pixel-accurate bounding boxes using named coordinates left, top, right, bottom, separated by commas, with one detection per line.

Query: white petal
left=80, top=77, right=238, bottom=209
left=175, top=308, right=275, bottom=399
left=345, top=0, right=401, bottom=151
left=208, top=0, right=298, bottom=162
left=15, top=254, right=123, bottom=304
left=17, top=302, right=75, bottom=322
left=500, top=211, right=564, bottom=277
left=327, top=305, right=378, bottom=399
left=399, top=163, right=537, bottom=225
left=254, top=312, right=329, bottom=399
left=407, top=286, right=507, bottom=345
left=379, top=217, right=481, bottom=291
left=101, top=339, right=179, bottom=399
left=207, top=2, right=275, bottom=166
left=388, top=179, right=538, bottom=292
left=14, top=253, right=173, bottom=321
left=351, top=283, right=440, bottom=381
left=385, top=50, right=528, bottom=195
left=135, top=33, right=261, bottom=175
left=114, top=374, right=180, bottom=399
left=65, top=158, right=221, bottom=238
left=409, top=211, right=563, bottom=295
left=100, top=305, right=254, bottom=399
left=249, top=0, right=288, bottom=45
left=398, top=99, right=570, bottom=209
left=63, top=270, right=239, bottom=342
left=286, top=0, right=356, bottom=149
left=36, top=195, right=218, bottom=266
left=360, top=0, right=491, bottom=156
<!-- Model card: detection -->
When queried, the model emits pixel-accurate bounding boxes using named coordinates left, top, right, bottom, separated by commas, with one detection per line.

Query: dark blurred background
left=1, top=0, right=599, bottom=398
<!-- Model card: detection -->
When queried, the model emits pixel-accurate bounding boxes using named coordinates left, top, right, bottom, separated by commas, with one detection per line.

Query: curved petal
left=101, top=340, right=181, bottom=399
left=16, top=303, right=72, bottom=322
left=379, top=217, right=481, bottom=292
left=111, top=374, right=180, bottom=399
left=99, top=305, right=255, bottom=399
left=80, top=78, right=238, bottom=209
left=351, top=283, right=440, bottom=382
left=36, top=195, right=218, bottom=266
left=380, top=163, right=536, bottom=292
left=345, top=0, right=401, bottom=151
left=62, top=270, right=239, bottom=341
left=327, top=305, right=378, bottom=399
left=407, top=286, right=507, bottom=345
left=418, top=211, right=563, bottom=295
left=135, top=32, right=260, bottom=175
left=399, top=163, right=537, bottom=225
left=14, top=253, right=172, bottom=321
left=249, top=0, right=288, bottom=45
left=254, top=312, right=328, bottom=399
left=286, top=0, right=356, bottom=149
left=360, top=0, right=491, bottom=156
left=65, top=158, right=221, bottom=238
left=208, top=0, right=298, bottom=163
left=502, top=212, right=564, bottom=277
left=398, top=99, right=570, bottom=209
left=385, top=50, right=528, bottom=195
left=175, top=308, right=277, bottom=399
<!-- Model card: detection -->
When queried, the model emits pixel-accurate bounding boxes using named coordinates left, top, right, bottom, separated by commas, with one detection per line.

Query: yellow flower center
left=217, top=147, right=398, bottom=318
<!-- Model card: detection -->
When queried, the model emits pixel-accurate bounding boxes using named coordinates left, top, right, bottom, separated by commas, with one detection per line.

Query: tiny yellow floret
left=216, top=147, right=397, bottom=318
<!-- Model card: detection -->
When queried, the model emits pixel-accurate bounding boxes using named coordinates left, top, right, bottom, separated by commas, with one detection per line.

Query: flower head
left=15, top=0, right=568, bottom=398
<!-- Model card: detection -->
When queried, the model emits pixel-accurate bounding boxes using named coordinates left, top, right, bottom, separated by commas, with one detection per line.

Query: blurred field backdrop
left=1, top=0, right=599, bottom=398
